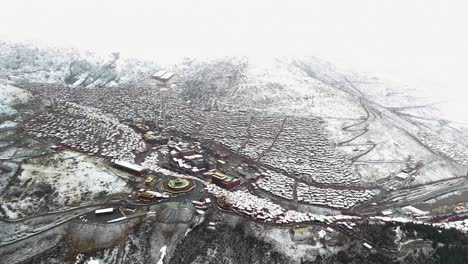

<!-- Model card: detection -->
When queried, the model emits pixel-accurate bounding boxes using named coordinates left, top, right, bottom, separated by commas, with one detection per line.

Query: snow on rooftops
left=381, top=209, right=393, bottom=216
left=256, top=170, right=374, bottom=208
left=161, top=72, right=174, bottom=80
left=153, top=70, right=166, bottom=78
left=25, top=101, right=146, bottom=161
left=151, top=70, right=174, bottom=81
left=402, top=205, right=429, bottom=216
left=95, top=208, right=114, bottom=214
left=113, top=160, right=146, bottom=172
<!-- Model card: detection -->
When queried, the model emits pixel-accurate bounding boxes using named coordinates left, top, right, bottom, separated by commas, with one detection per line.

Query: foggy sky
left=1, top=0, right=467, bottom=122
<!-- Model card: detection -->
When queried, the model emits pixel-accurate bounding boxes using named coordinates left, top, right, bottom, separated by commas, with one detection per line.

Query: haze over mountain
left=1, top=0, right=467, bottom=122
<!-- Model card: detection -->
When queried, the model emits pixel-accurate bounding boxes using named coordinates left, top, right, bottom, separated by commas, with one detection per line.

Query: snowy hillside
left=0, top=151, right=130, bottom=219
left=2, top=46, right=467, bottom=187
left=0, top=41, right=160, bottom=87
left=0, top=82, right=31, bottom=116
left=173, top=57, right=468, bottom=186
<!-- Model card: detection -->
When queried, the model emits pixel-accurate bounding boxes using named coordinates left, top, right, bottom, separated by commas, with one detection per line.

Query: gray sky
left=1, top=0, right=467, bottom=122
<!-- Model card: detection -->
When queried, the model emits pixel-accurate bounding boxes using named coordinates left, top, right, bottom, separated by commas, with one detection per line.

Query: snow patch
left=0, top=150, right=130, bottom=218
left=86, top=258, right=100, bottom=264
left=0, top=82, right=31, bottom=116
left=0, top=121, right=17, bottom=130
left=18, top=151, right=129, bottom=203
left=157, top=245, right=167, bottom=264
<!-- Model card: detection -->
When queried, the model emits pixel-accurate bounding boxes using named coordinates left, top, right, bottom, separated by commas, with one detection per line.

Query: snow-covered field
left=20, top=151, right=129, bottom=199
left=0, top=150, right=130, bottom=219
left=0, top=82, right=31, bottom=116
left=0, top=120, right=17, bottom=130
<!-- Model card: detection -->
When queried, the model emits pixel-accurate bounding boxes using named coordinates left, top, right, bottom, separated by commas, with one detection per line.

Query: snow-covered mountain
left=173, top=56, right=468, bottom=187
left=1, top=42, right=467, bottom=188
left=0, top=41, right=160, bottom=87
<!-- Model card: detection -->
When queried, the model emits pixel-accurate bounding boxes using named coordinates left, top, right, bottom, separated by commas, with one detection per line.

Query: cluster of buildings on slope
left=143, top=132, right=169, bottom=144
left=20, top=83, right=362, bottom=189
left=260, top=116, right=359, bottom=185
left=21, top=84, right=157, bottom=122
left=420, top=130, right=468, bottom=167
left=25, top=101, right=146, bottom=161
left=19, top=81, right=372, bottom=219
left=212, top=188, right=362, bottom=225
left=19, top=82, right=202, bottom=132
left=297, top=183, right=374, bottom=209
left=254, top=170, right=375, bottom=209
left=150, top=70, right=174, bottom=83
left=196, top=113, right=360, bottom=187
left=254, top=170, right=294, bottom=199
left=200, top=113, right=250, bottom=151
left=206, top=186, right=318, bottom=224
left=165, top=110, right=209, bottom=136
left=141, top=152, right=163, bottom=171
left=38, top=81, right=211, bottom=136
left=239, top=116, right=283, bottom=160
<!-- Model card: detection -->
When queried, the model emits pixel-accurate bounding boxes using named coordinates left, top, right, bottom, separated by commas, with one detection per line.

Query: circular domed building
left=162, top=178, right=196, bottom=194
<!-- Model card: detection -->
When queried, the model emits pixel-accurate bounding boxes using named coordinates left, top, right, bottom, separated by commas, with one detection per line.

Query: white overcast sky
left=1, top=0, right=467, bottom=122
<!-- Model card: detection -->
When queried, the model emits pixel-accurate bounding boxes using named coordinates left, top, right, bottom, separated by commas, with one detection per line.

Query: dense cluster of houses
left=254, top=170, right=294, bottom=199
left=20, top=83, right=362, bottom=188
left=20, top=84, right=158, bottom=121
left=20, top=83, right=370, bottom=209
left=239, top=116, right=284, bottom=160
left=200, top=113, right=250, bottom=151
left=297, top=183, right=375, bottom=209
left=198, top=113, right=284, bottom=162
left=25, top=101, right=146, bottom=161
left=20, top=83, right=213, bottom=137
left=420, top=130, right=468, bottom=167
left=255, top=170, right=375, bottom=209
left=195, top=113, right=359, bottom=187
left=167, top=109, right=209, bottom=136
left=141, top=152, right=161, bottom=171
left=205, top=185, right=319, bottom=224
left=260, top=116, right=359, bottom=185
